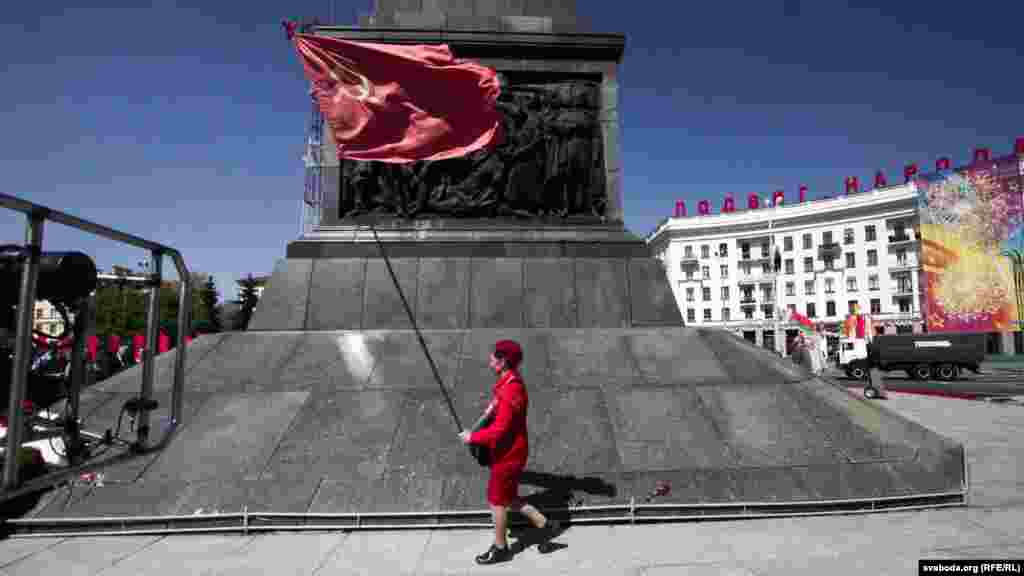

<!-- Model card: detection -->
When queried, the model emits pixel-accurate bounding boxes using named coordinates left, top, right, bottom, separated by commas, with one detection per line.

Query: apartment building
left=647, top=184, right=925, bottom=355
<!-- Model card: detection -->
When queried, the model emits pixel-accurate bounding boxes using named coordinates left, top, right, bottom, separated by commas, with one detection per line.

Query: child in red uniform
left=459, top=339, right=558, bottom=565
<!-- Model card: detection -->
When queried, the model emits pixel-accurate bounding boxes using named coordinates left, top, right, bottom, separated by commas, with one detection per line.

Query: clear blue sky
left=2, top=1, right=1022, bottom=302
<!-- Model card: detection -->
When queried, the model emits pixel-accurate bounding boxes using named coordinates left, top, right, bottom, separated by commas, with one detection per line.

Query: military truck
left=841, top=333, right=986, bottom=381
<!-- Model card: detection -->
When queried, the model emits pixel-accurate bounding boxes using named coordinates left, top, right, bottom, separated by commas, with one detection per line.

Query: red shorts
left=486, top=461, right=524, bottom=507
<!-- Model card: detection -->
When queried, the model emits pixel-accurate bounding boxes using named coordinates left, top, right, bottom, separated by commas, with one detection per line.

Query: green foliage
left=92, top=272, right=214, bottom=338
left=93, top=283, right=146, bottom=336
left=236, top=274, right=260, bottom=330
left=200, top=275, right=222, bottom=333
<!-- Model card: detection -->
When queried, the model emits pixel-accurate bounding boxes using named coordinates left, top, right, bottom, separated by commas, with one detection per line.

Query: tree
left=236, top=275, right=261, bottom=330
left=200, top=275, right=222, bottom=333
left=93, top=281, right=147, bottom=336
left=92, top=271, right=213, bottom=339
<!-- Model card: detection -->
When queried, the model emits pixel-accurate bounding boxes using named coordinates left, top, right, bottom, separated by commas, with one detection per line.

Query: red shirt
left=470, top=370, right=529, bottom=466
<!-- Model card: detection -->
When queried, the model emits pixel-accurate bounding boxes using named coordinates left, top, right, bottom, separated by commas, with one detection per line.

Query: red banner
left=287, top=23, right=502, bottom=163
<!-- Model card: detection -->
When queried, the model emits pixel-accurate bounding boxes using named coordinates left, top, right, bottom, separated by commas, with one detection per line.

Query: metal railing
left=4, top=490, right=968, bottom=538
left=0, top=193, right=190, bottom=492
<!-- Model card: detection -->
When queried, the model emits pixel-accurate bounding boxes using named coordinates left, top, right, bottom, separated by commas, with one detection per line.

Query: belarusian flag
left=284, top=21, right=502, bottom=163
left=788, top=309, right=816, bottom=334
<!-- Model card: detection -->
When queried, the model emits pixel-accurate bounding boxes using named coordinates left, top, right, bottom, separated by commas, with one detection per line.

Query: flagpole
left=366, top=219, right=464, bottom=434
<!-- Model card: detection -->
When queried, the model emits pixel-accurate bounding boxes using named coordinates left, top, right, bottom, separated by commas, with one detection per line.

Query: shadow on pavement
left=507, top=471, right=617, bottom=556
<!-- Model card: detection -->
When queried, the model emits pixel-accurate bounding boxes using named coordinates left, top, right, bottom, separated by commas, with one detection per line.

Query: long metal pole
left=65, top=297, right=88, bottom=465
left=137, top=252, right=162, bottom=449
left=368, top=224, right=464, bottom=432
left=3, top=215, right=44, bottom=489
left=172, top=255, right=189, bottom=428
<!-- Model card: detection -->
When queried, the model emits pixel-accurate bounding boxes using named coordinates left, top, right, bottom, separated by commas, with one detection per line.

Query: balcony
left=818, top=243, right=842, bottom=259
left=739, top=297, right=757, bottom=307
left=888, top=233, right=916, bottom=243
left=889, top=259, right=920, bottom=271
left=740, top=252, right=771, bottom=263
left=737, top=273, right=777, bottom=285
left=679, top=256, right=699, bottom=269
left=874, top=311, right=920, bottom=321
left=891, top=286, right=915, bottom=296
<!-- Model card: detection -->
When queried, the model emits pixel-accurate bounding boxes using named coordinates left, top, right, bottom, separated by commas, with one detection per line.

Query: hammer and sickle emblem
left=329, top=63, right=372, bottom=102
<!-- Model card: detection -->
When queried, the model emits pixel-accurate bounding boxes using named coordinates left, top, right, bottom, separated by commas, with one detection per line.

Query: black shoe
left=544, top=519, right=561, bottom=538
left=475, top=544, right=512, bottom=565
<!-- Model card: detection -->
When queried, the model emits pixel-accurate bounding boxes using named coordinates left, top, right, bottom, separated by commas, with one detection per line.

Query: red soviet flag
left=286, top=22, right=502, bottom=163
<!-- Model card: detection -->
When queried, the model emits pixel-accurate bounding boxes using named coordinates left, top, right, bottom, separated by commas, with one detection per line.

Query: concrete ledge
left=249, top=256, right=682, bottom=330
left=286, top=240, right=649, bottom=259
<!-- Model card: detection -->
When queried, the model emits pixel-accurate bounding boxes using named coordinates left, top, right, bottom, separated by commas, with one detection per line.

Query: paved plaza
left=1, top=385, right=1022, bottom=575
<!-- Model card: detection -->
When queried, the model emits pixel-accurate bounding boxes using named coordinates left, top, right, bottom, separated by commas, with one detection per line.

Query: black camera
left=0, top=250, right=98, bottom=312
left=1, top=250, right=98, bottom=408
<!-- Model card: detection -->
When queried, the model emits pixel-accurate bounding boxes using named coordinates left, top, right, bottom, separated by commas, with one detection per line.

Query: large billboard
left=917, top=156, right=1024, bottom=333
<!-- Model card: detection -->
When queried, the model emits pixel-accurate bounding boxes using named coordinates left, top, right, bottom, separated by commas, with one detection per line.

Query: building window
left=703, top=309, right=712, bottom=321
left=870, top=298, right=881, bottom=314
left=807, top=303, right=817, bottom=318
left=844, top=228, right=854, bottom=245
left=785, top=282, right=795, bottom=296
left=825, top=278, right=835, bottom=294
left=685, top=270, right=694, bottom=281
left=718, top=243, right=728, bottom=257
left=702, top=265, right=710, bottom=279
left=896, top=250, right=907, bottom=266
left=845, top=253, right=855, bottom=268
left=720, top=264, right=729, bottom=279
left=892, top=223, right=908, bottom=242
left=784, top=236, right=793, bottom=251
left=865, top=225, right=877, bottom=242
left=846, top=277, right=857, bottom=292
left=761, top=243, right=770, bottom=258
left=784, top=259, right=794, bottom=275
left=687, top=309, right=696, bottom=323
left=803, top=257, right=813, bottom=273
left=867, top=249, right=878, bottom=267
left=686, top=287, right=695, bottom=302
left=763, top=306, right=774, bottom=319
left=701, top=245, right=710, bottom=259
left=897, top=298, right=912, bottom=313
left=869, top=274, right=879, bottom=290
left=702, top=287, right=711, bottom=302
left=722, top=308, right=731, bottom=321
left=761, top=262, right=771, bottom=274
left=741, top=243, right=750, bottom=259
left=804, top=280, right=815, bottom=295
left=895, top=274, right=913, bottom=294
left=742, top=263, right=752, bottom=276
left=826, top=301, right=836, bottom=317
left=848, top=300, right=859, bottom=315
left=744, top=308, right=754, bottom=320
left=684, top=245, right=694, bottom=258
left=803, top=233, right=813, bottom=250
left=721, top=286, right=730, bottom=301
left=824, top=257, right=836, bottom=271
left=823, top=231, right=833, bottom=245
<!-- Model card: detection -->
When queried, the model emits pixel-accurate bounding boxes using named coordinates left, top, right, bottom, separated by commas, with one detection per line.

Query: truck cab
left=837, top=337, right=869, bottom=379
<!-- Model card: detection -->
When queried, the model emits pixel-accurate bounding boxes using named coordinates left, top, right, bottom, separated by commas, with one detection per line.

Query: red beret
left=493, top=339, right=523, bottom=369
